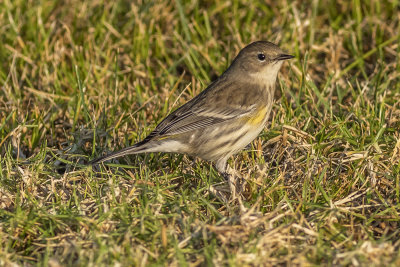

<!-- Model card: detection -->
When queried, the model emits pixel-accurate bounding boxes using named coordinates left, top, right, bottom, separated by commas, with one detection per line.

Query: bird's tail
left=88, top=140, right=151, bottom=165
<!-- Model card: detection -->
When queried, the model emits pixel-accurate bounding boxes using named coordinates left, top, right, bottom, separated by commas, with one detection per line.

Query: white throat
left=249, top=61, right=283, bottom=86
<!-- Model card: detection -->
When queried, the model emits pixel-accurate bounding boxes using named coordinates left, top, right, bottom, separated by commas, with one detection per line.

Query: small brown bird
left=90, top=41, right=293, bottom=182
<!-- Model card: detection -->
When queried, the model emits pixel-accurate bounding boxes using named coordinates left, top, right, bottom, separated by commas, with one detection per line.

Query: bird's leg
left=224, top=165, right=238, bottom=201
left=216, top=160, right=246, bottom=202
left=222, top=165, right=249, bottom=213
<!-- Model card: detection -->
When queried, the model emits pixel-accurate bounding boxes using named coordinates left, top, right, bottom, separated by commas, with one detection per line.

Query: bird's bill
left=274, top=54, right=295, bottom=61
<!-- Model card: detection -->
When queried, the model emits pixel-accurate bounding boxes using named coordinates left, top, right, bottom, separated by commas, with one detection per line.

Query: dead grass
left=0, top=0, right=400, bottom=266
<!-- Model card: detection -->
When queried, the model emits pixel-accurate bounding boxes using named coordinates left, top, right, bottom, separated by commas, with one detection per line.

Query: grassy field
left=1, top=0, right=400, bottom=265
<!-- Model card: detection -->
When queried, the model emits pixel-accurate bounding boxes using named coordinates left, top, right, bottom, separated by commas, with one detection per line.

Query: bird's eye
left=257, top=53, right=266, bottom=61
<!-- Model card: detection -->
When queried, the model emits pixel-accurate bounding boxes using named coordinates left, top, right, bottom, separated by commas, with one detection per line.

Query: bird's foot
left=212, top=167, right=247, bottom=212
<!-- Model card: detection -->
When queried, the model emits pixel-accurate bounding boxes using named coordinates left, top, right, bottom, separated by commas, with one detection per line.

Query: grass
left=1, top=0, right=400, bottom=265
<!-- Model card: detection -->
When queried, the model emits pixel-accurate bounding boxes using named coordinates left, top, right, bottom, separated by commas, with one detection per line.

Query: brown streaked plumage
left=89, top=41, right=293, bottom=177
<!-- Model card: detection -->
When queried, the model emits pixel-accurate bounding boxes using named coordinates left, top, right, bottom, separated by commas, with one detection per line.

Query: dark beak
left=275, top=54, right=295, bottom=61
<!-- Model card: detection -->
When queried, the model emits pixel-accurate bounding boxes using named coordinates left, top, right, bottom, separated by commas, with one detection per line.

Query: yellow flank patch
left=246, top=106, right=267, bottom=125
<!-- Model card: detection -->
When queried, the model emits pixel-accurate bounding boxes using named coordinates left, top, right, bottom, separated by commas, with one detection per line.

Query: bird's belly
left=187, top=112, right=269, bottom=162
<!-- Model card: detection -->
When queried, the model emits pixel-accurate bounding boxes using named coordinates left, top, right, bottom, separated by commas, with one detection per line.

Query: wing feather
left=150, top=77, right=260, bottom=137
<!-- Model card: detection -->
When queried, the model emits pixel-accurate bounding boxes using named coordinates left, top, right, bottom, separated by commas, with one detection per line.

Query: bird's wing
left=147, top=76, right=261, bottom=138
left=155, top=104, right=256, bottom=136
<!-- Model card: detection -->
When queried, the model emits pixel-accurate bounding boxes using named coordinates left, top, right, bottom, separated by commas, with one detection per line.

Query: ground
left=0, top=0, right=399, bottom=266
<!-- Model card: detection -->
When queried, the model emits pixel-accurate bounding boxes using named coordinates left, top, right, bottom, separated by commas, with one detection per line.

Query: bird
left=89, top=41, right=293, bottom=190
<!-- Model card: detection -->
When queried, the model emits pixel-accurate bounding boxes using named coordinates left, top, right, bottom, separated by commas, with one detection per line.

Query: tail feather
left=89, top=141, right=149, bottom=165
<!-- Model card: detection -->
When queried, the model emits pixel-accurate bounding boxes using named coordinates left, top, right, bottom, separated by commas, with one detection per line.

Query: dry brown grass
left=0, top=0, right=399, bottom=266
